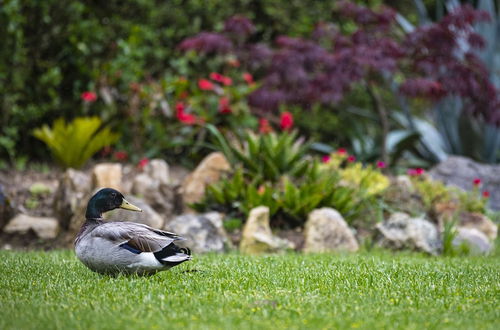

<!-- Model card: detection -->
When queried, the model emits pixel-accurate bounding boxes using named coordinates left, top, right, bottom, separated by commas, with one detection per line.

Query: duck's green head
left=85, top=188, right=142, bottom=219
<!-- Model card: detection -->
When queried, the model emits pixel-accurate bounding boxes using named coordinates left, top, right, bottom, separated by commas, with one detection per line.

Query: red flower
left=259, top=118, right=273, bottom=134
left=198, top=79, right=214, bottom=91
left=280, top=111, right=294, bottom=131
left=210, top=72, right=224, bottom=81
left=113, top=151, right=128, bottom=161
left=221, top=76, right=233, bottom=86
left=337, top=148, right=347, bottom=155
left=81, top=91, right=97, bottom=103
left=376, top=161, right=386, bottom=169
left=243, top=72, right=254, bottom=85
left=473, top=178, right=482, bottom=186
left=322, top=155, right=331, bottom=163
left=218, top=97, right=232, bottom=114
left=175, top=102, right=185, bottom=113
left=482, top=191, right=490, bottom=198
left=347, top=155, right=356, bottom=163
left=179, top=91, right=189, bottom=99
left=175, top=102, right=198, bottom=125
left=209, top=73, right=232, bottom=86
left=138, top=158, right=149, bottom=170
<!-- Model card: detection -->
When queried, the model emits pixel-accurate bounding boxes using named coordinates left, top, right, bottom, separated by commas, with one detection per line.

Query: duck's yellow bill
left=120, top=199, right=142, bottom=212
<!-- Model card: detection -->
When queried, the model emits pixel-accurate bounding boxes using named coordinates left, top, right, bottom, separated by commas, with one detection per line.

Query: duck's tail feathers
left=154, top=243, right=192, bottom=266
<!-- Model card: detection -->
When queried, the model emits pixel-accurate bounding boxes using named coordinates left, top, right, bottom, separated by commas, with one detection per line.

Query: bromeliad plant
left=194, top=127, right=388, bottom=227
left=207, top=124, right=310, bottom=182
left=33, top=117, right=119, bottom=169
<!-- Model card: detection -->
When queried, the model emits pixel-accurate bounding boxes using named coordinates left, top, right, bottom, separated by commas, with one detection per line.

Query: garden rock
left=453, top=227, right=492, bottom=255
left=104, top=196, right=164, bottom=229
left=180, top=152, right=231, bottom=205
left=131, top=172, right=175, bottom=217
left=53, top=169, right=92, bottom=229
left=459, top=212, right=497, bottom=241
left=303, top=208, right=359, bottom=253
left=4, top=214, right=59, bottom=239
left=92, top=163, right=122, bottom=190
left=240, top=206, right=294, bottom=255
left=0, top=184, right=14, bottom=230
left=376, top=212, right=441, bottom=255
left=145, top=159, right=170, bottom=185
left=430, top=156, right=500, bottom=211
left=165, top=212, right=228, bottom=253
left=383, top=175, right=425, bottom=215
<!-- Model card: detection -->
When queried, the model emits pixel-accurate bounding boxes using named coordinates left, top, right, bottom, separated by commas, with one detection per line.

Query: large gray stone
left=430, top=156, right=500, bottom=210
left=303, top=208, right=359, bottom=253
left=453, top=227, right=492, bottom=255
left=131, top=173, right=175, bottom=217
left=459, top=212, right=497, bottom=241
left=165, top=212, right=229, bottom=253
left=104, top=196, right=164, bottom=229
left=4, top=214, right=59, bottom=239
left=376, top=212, right=441, bottom=255
left=240, top=206, right=294, bottom=255
left=53, top=169, right=92, bottom=229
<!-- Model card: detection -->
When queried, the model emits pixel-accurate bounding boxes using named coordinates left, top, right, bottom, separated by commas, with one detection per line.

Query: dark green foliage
left=207, top=125, right=310, bottom=182
left=0, top=0, right=338, bottom=161
left=195, top=129, right=372, bottom=227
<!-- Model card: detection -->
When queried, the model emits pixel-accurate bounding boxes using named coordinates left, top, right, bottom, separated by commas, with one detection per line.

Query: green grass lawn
left=0, top=250, right=499, bottom=330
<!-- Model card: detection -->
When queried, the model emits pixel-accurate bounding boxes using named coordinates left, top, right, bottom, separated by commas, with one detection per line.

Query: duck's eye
left=111, top=192, right=117, bottom=198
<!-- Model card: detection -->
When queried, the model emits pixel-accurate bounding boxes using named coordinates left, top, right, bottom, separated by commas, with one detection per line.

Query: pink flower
left=243, top=72, right=254, bottom=84
left=218, top=97, right=232, bottom=114
left=113, top=151, right=128, bottom=161
left=473, top=178, right=482, bottom=186
left=376, top=161, right=386, bottom=169
left=198, top=79, right=214, bottom=91
left=138, top=158, right=149, bottom=170
left=347, top=155, right=356, bottom=163
left=280, top=111, right=294, bottom=131
left=337, top=148, right=347, bottom=155
left=259, top=118, right=273, bottom=134
left=322, top=155, right=331, bottom=163
left=407, top=168, right=425, bottom=176
left=482, top=191, right=490, bottom=198
left=81, top=91, right=97, bottom=103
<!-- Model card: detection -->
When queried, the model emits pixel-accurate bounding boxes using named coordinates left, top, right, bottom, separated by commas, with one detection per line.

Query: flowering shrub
left=179, top=3, right=499, bottom=165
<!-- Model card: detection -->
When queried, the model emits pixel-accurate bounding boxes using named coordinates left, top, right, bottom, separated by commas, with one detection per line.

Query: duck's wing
left=91, top=222, right=185, bottom=253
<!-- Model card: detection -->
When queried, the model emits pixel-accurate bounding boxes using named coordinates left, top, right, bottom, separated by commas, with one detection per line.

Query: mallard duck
left=75, top=188, right=191, bottom=275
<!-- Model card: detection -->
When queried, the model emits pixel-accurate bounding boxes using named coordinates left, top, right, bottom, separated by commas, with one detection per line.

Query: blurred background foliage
left=0, top=0, right=498, bottom=169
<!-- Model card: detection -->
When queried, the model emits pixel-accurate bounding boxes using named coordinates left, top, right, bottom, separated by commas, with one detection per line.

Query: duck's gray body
left=75, top=219, right=191, bottom=276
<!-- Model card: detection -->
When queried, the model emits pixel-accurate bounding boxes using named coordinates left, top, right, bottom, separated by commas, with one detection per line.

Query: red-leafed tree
left=179, top=2, right=499, bottom=163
